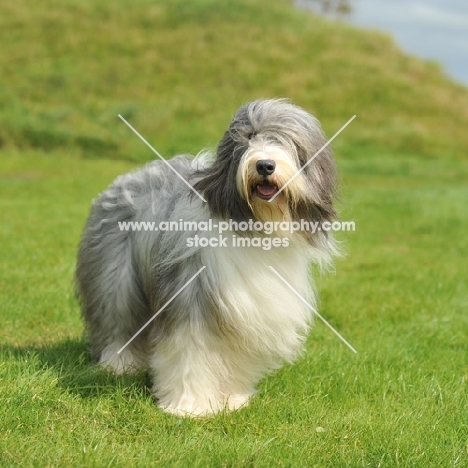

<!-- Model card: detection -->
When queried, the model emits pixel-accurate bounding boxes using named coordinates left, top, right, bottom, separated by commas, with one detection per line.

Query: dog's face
left=194, top=99, right=337, bottom=235
left=236, top=138, right=309, bottom=223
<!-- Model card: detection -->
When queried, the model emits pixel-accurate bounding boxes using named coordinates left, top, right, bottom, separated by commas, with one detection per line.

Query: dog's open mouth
left=255, top=182, right=278, bottom=200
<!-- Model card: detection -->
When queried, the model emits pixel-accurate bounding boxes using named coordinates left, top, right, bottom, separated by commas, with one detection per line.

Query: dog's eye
left=248, top=132, right=257, bottom=140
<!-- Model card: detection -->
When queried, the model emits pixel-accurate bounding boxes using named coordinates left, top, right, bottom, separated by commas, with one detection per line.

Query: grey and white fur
left=76, top=99, right=339, bottom=416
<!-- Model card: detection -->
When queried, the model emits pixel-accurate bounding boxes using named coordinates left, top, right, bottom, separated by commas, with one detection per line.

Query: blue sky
left=297, top=0, right=468, bottom=85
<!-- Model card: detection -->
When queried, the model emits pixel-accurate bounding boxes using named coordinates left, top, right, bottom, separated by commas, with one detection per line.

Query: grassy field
left=1, top=0, right=468, bottom=466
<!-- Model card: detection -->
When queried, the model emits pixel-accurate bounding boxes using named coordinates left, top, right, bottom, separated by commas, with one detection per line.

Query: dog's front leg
left=149, top=323, right=252, bottom=417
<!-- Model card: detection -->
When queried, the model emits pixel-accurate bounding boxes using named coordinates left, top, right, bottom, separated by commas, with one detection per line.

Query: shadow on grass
left=1, top=338, right=151, bottom=400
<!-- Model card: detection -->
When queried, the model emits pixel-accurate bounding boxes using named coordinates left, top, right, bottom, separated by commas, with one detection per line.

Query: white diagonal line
left=118, top=114, right=207, bottom=203
left=117, top=266, right=206, bottom=355
left=269, top=266, right=357, bottom=353
left=268, top=115, right=356, bottom=203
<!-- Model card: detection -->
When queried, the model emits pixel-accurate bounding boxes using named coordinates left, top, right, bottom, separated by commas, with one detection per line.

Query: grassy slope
left=1, top=0, right=468, bottom=467
left=2, top=0, right=468, bottom=159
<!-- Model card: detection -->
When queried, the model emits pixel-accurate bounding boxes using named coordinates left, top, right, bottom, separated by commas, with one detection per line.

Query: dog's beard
left=236, top=146, right=307, bottom=223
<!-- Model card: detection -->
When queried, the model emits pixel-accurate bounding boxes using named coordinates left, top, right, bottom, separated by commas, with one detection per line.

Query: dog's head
left=194, top=99, right=337, bottom=232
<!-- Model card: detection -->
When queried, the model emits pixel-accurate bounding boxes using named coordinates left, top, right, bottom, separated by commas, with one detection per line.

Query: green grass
left=2, top=0, right=468, bottom=160
left=1, top=0, right=468, bottom=466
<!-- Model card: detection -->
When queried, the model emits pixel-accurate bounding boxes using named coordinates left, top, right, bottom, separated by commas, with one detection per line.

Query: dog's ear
left=193, top=130, right=251, bottom=221
left=293, top=139, right=338, bottom=250
left=305, top=143, right=337, bottom=222
left=290, top=127, right=338, bottom=226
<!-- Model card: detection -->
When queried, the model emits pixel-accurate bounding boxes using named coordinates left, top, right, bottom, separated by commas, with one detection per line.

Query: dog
left=75, top=98, right=339, bottom=416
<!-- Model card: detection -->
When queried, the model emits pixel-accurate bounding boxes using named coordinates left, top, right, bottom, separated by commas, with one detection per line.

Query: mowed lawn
left=1, top=148, right=467, bottom=467
left=1, top=0, right=468, bottom=465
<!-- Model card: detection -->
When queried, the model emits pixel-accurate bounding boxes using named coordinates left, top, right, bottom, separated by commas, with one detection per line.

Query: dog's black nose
left=256, top=159, right=276, bottom=176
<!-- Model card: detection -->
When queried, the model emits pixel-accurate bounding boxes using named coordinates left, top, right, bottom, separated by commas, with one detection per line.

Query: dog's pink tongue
left=257, top=184, right=277, bottom=197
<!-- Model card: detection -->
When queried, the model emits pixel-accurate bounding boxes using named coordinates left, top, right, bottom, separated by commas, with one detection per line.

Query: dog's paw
left=158, top=393, right=252, bottom=418
left=225, top=393, right=251, bottom=411
left=98, top=344, right=146, bottom=374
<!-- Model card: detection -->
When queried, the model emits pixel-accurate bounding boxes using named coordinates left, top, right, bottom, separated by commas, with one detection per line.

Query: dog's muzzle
left=254, top=160, right=279, bottom=199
